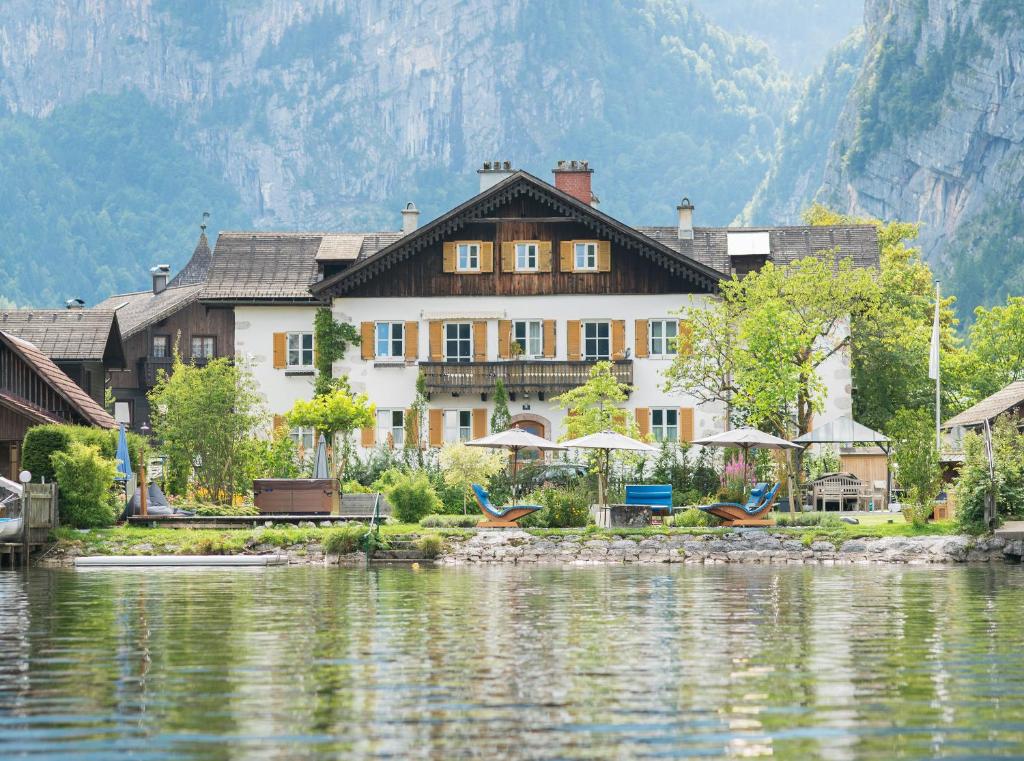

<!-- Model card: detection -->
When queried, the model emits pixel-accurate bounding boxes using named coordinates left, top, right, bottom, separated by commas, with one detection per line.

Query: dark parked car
left=515, top=462, right=589, bottom=493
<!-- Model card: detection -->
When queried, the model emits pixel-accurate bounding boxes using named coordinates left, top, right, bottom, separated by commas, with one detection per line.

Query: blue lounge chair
left=699, top=482, right=781, bottom=526
left=471, top=484, right=542, bottom=528
left=625, top=484, right=673, bottom=520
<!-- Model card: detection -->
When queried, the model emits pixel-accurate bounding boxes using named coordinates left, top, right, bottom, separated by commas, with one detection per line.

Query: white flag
left=928, top=283, right=941, bottom=381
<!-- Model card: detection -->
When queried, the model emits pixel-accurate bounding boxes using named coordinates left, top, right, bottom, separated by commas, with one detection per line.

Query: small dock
left=995, top=521, right=1024, bottom=541
left=0, top=541, right=48, bottom=569
left=75, top=555, right=290, bottom=567
left=127, top=514, right=366, bottom=529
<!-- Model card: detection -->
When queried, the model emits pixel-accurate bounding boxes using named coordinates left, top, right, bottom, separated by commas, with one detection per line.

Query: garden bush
left=22, top=424, right=144, bottom=483
left=184, top=503, right=260, bottom=517
left=416, top=534, right=444, bottom=559
left=50, top=442, right=119, bottom=528
left=667, top=507, right=718, bottom=528
left=419, top=514, right=480, bottom=528
left=386, top=471, right=441, bottom=523
left=775, top=513, right=846, bottom=528
left=323, top=525, right=368, bottom=555
left=520, top=486, right=592, bottom=528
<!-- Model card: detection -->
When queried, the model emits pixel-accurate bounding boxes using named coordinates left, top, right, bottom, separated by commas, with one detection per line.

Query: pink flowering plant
left=718, top=458, right=757, bottom=503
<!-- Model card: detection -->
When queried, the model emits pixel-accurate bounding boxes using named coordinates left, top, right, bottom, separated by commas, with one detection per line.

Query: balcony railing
left=139, top=355, right=212, bottom=388
left=419, top=360, right=633, bottom=396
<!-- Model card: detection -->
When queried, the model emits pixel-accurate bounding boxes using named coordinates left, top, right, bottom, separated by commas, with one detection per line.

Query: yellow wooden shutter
left=405, top=407, right=418, bottom=448
left=543, top=320, right=556, bottom=358
left=634, top=320, right=649, bottom=358
left=404, top=321, right=419, bottom=361
left=429, top=409, right=444, bottom=448
left=498, top=320, right=511, bottom=359
left=360, top=322, right=375, bottom=360
left=429, top=321, right=443, bottom=361
left=635, top=408, right=650, bottom=439
left=501, top=241, right=514, bottom=272
left=443, top=242, right=456, bottom=272
left=597, top=241, right=611, bottom=272
left=361, top=425, right=376, bottom=447
left=480, top=242, right=494, bottom=273
left=272, top=332, right=287, bottom=369
left=611, top=320, right=626, bottom=359
left=679, top=407, right=695, bottom=443
left=567, top=320, right=581, bottom=360
left=677, top=319, right=693, bottom=356
left=272, top=414, right=285, bottom=432
left=538, top=241, right=553, bottom=272
left=473, top=320, right=487, bottom=361
left=559, top=240, right=573, bottom=272
left=472, top=408, right=487, bottom=439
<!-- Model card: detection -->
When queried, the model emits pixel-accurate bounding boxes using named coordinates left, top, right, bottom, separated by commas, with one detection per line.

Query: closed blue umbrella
left=312, top=433, right=329, bottom=479
left=114, top=423, right=134, bottom=483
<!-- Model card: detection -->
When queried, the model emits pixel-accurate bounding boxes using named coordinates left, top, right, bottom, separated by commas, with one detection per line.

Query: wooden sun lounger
left=698, top=482, right=781, bottom=527
left=472, top=484, right=541, bottom=528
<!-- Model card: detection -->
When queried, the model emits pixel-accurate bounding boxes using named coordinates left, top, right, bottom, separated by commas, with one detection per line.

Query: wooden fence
left=25, top=482, right=58, bottom=542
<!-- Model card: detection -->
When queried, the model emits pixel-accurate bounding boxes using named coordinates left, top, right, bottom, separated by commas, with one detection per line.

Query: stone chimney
left=477, top=160, right=515, bottom=192
left=553, top=160, right=595, bottom=206
left=401, top=202, right=420, bottom=233
left=677, top=197, right=694, bottom=240
left=151, top=264, right=170, bottom=295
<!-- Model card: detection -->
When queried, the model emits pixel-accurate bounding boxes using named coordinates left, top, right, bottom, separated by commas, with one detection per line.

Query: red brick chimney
left=552, top=160, right=595, bottom=205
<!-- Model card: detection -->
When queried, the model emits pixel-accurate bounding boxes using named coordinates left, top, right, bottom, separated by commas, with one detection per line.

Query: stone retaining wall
left=441, top=530, right=1017, bottom=565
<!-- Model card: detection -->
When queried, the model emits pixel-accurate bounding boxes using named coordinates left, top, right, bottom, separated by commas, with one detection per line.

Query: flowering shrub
left=718, top=459, right=756, bottom=503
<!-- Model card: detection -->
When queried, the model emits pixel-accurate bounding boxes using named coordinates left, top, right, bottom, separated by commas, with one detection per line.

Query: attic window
left=727, top=232, right=771, bottom=257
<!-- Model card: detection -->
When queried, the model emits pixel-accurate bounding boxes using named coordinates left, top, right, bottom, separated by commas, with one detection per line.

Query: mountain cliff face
left=812, top=0, right=1024, bottom=317
left=0, top=0, right=803, bottom=306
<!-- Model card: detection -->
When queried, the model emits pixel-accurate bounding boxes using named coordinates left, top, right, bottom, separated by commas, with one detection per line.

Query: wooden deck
left=0, top=542, right=47, bottom=568
left=126, top=514, right=376, bottom=529
left=995, top=521, right=1024, bottom=541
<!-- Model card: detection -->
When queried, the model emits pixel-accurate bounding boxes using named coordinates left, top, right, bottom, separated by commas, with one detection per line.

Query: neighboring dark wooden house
left=0, top=331, right=117, bottom=480
left=0, top=309, right=125, bottom=405
left=93, top=230, right=234, bottom=430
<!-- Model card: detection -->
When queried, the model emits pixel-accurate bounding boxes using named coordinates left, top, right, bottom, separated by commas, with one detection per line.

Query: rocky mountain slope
left=756, top=0, right=1024, bottom=319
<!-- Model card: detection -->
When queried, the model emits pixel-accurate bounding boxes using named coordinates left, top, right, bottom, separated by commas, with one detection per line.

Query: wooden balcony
left=139, top=356, right=212, bottom=388
left=419, top=360, right=633, bottom=396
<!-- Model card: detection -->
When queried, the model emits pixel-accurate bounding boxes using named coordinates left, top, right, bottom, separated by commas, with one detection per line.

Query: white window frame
left=512, top=320, right=543, bottom=358
left=151, top=335, right=169, bottom=359
left=377, top=409, right=405, bottom=447
left=444, top=410, right=472, bottom=443
left=445, top=322, right=473, bottom=363
left=289, top=425, right=316, bottom=454
left=191, top=335, right=215, bottom=359
left=457, top=242, right=480, bottom=272
left=287, top=332, right=314, bottom=368
left=375, top=322, right=405, bottom=359
left=649, top=319, right=678, bottom=358
left=515, top=242, right=539, bottom=272
left=582, top=320, right=611, bottom=361
left=574, top=241, right=598, bottom=271
left=651, top=408, right=679, bottom=443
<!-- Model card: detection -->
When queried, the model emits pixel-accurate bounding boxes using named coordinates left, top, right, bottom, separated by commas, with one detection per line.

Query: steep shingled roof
left=93, top=283, right=206, bottom=339
left=0, top=332, right=117, bottom=429
left=0, top=309, right=122, bottom=362
left=943, top=381, right=1024, bottom=429
left=168, top=230, right=212, bottom=287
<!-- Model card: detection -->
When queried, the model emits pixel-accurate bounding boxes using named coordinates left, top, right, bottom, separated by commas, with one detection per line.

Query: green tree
left=50, top=442, right=119, bottom=528
left=312, top=307, right=360, bottom=397
left=553, top=361, right=639, bottom=440
left=405, top=372, right=429, bottom=464
left=955, top=418, right=1024, bottom=532
left=887, top=408, right=942, bottom=527
left=285, top=377, right=375, bottom=477
left=438, top=442, right=507, bottom=514
left=490, top=379, right=511, bottom=433
left=967, top=296, right=1024, bottom=399
left=149, top=356, right=265, bottom=504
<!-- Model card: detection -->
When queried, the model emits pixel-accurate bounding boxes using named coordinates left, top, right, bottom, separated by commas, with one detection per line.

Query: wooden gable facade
left=314, top=172, right=722, bottom=300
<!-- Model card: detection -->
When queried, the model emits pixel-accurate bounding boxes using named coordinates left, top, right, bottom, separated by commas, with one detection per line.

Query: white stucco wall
left=234, top=305, right=319, bottom=417
left=331, top=294, right=855, bottom=449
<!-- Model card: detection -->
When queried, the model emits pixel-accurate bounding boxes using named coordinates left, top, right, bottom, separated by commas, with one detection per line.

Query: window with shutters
left=152, top=335, right=169, bottom=358
left=287, top=332, right=314, bottom=367
left=377, top=409, right=405, bottom=447
left=444, top=410, right=472, bottom=442
left=375, top=322, right=405, bottom=359
left=289, top=426, right=316, bottom=454
left=515, top=242, right=539, bottom=271
left=649, top=320, right=678, bottom=358
left=651, top=408, right=679, bottom=442
left=457, top=243, right=480, bottom=271
left=582, top=321, right=610, bottom=360
left=574, top=241, right=599, bottom=271
left=191, top=335, right=216, bottom=359
left=445, top=322, right=472, bottom=363
left=512, top=320, right=543, bottom=358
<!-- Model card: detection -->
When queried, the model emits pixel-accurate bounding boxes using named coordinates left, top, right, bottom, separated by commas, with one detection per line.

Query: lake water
left=1, top=564, right=1024, bottom=760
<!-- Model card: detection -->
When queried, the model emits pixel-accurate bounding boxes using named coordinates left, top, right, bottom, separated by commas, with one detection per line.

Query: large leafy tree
left=553, top=361, right=639, bottom=440
left=149, top=356, right=265, bottom=504
left=967, top=296, right=1024, bottom=400
left=285, top=378, right=375, bottom=477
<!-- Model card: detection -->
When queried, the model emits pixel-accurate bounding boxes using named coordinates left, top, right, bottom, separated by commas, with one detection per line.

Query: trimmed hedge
left=22, top=424, right=144, bottom=483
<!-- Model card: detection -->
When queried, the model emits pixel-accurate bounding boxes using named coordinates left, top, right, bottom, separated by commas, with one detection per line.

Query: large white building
left=309, top=162, right=878, bottom=451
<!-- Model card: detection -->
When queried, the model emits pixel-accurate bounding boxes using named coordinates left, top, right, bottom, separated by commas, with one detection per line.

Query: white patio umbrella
left=311, top=433, right=330, bottom=480
left=466, top=428, right=566, bottom=502
left=692, top=426, right=802, bottom=499
left=560, top=430, right=658, bottom=506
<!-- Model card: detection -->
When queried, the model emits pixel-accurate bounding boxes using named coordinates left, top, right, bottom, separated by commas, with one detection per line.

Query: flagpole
left=934, top=280, right=941, bottom=452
